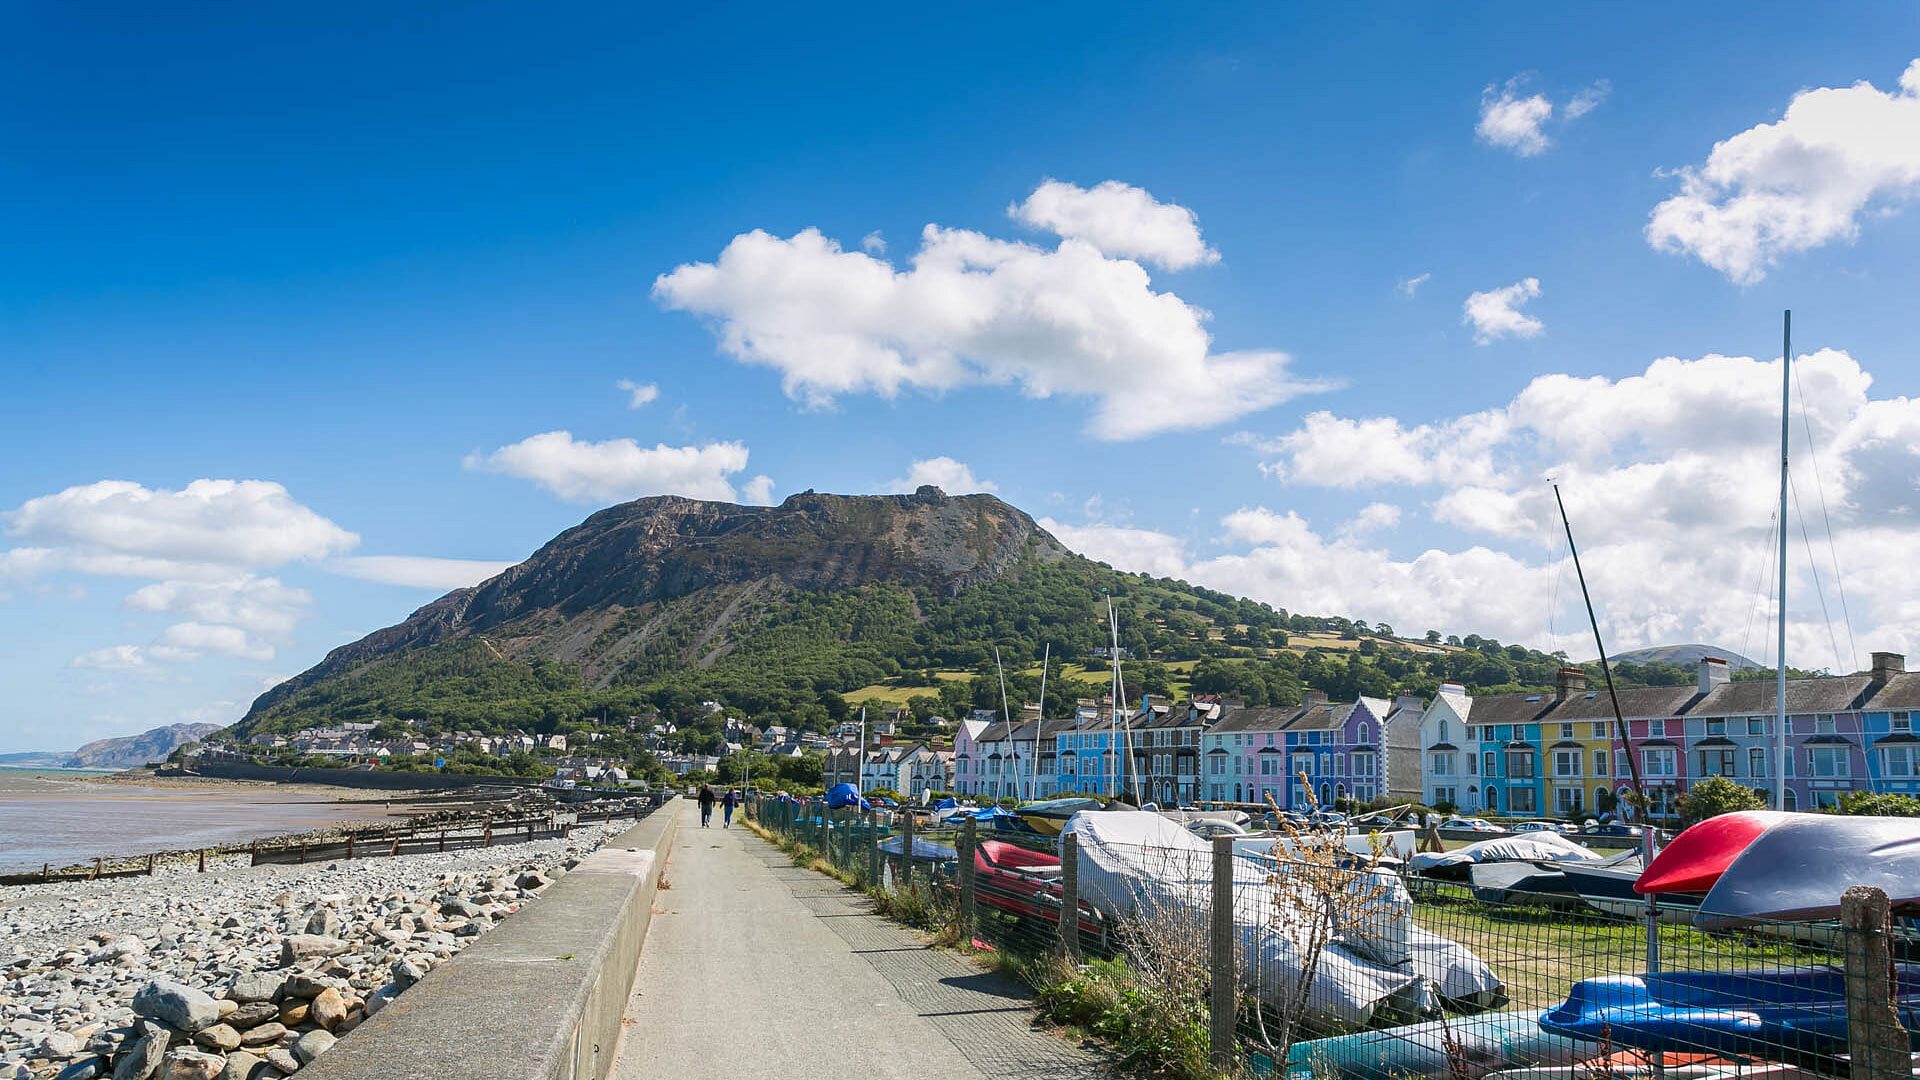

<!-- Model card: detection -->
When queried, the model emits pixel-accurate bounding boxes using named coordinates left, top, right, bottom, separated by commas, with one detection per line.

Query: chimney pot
left=1698, top=656, right=1731, bottom=695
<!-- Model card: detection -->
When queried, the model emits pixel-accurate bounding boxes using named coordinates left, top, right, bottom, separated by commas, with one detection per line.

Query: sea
left=0, top=767, right=405, bottom=875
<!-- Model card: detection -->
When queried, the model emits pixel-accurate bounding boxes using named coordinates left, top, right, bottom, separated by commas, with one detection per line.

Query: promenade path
left=612, top=800, right=1111, bottom=1080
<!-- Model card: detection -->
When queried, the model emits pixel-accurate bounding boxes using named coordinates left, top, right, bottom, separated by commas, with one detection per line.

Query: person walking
left=722, top=788, right=739, bottom=828
left=698, top=783, right=716, bottom=828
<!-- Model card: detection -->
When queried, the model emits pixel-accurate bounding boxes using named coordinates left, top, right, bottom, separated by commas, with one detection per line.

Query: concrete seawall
left=300, top=797, right=680, bottom=1080
left=182, top=760, right=547, bottom=791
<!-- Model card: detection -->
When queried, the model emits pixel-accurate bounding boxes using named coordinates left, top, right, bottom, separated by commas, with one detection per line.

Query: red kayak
left=1635, top=810, right=1790, bottom=895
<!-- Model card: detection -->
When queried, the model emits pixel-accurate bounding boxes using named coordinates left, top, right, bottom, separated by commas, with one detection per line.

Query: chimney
left=1303, top=690, right=1329, bottom=706
left=1873, top=651, right=1906, bottom=683
left=1697, top=656, right=1731, bottom=695
left=1555, top=667, right=1588, bottom=701
left=1439, top=681, right=1466, bottom=698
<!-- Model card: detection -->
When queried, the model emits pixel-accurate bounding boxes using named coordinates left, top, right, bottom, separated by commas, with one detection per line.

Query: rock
left=362, top=985, right=398, bottom=1017
left=215, top=999, right=238, bottom=1019
left=262, top=1049, right=298, bottom=1075
left=276, top=937, right=347, bottom=968
left=302, top=910, right=338, bottom=938
left=133, top=981, right=220, bottom=1033
left=159, top=1050, right=224, bottom=1080
left=225, top=974, right=280, bottom=1005
left=389, top=957, right=425, bottom=990
left=224, top=1004, right=278, bottom=1030
left=57, top=1059, right=107, bottom=1080
left=216, top=1052, right=259, bottom=1080
left=291, top=1031, right=333, bottom=1065
left=235, top=1023, right=284, bottom=1048
left=191, top=1024, right=241, bottom=1052
left=515, top=870, right=550, bottom=890
left=275, top=1003, right=307, bottom=1028
left=87, top=939, right=148, bottom=965
left=438, top=899, right=483, bottom=919
left=111, top=1028, right=168, bottom=1080
left=276, top=974, right=334, bottom=1000
left=308, top=988, right=347, bottom=1032
left=42, top=1030, right=84, bottom=1059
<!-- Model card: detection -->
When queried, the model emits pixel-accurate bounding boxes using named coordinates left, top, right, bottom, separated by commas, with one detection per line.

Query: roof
left=1207, top=707, right=1298, bottom=735
left=1284, top=703, right=1353, bottom=731
left=1460, top=692, right=1558, bottom=727
left=1545, top=685, right=1702, bottom=721
left=1864, top=672, right=1920, bottom=712
left=1691, top=675, right=1874, bottom=716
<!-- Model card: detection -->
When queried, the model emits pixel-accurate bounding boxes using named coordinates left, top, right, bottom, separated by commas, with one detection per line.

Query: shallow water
left=0, top=768, right=403, bottom=873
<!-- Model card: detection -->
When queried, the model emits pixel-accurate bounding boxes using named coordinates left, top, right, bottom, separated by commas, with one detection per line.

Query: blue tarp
left=960, top=806, right=1038, bottom=833
left=825, top=782, right=870, bottom=811
left=933, top=797, right=958, bottom=811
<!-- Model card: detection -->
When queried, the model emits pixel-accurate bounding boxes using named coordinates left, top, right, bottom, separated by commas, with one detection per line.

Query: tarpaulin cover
left=1407, top=833, right=1599, bottom=874
left=876, top=835, right=957, bottom=861
left=933, top=797, right=958, bottom=811
left=1062, top=811, right=1501, bottom=1026
left=824, top=782, right=869, bottom=810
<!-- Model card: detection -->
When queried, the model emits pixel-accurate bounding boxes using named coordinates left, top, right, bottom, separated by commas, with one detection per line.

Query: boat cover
left=959, top=806, right=1038, bottom=832
left=933, top=797, right=959, bottom=811
left=1408, top=834, right=1599, bottom=874
left=1020, top=796, right=1104, bottom=817
left=824, top=782, right=869, bottom=810
left=1540, top=964, right=1920, bottom=1057
left=875, top=834, right=958, bottom=861
left=1695, top=814, right=1920, bottom=927
left=1634, top=811, right=1789, bottom=895
left=1282, top=1009, right=1579, bottom=1080
left=1063, top=811, right=1501, bottom=1026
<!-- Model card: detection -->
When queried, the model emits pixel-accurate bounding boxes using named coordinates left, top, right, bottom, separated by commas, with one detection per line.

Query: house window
left=1749, top=747, right=1769, bottom=777
left=1552, top=750, right=1582, bottom=777
left=1555, top=787, right=1584, bottom=814
left=1808, top=746, right=1849, bottom=778
left=1210, top=756, right=1224, bottom=775
left=1706, top=719, right=1725, bottom=736
left=1465, top=726, right=1477, bottom=741
left=1260, top=756, right=1276, bottom=776
left=1484, top=751, right=1497, bottom=776
left=1643, top=748, right=1677, bottom=777
left=1699, top=749, right=1736, bottom=777
left=1510, top=788, right=1537, bottom=813
left=1748, top=717, right=1767, bottom=735
left=1893, top=713, right=1912, bottom=733
left=1429, top=752, right=1455, bottom=777
left=1592, top=722, right=1609, bottom=738
left=1433, top=785, right=1457, bottom=806
left=1438, top=719, right=1449, bottom=741
left=1815, top=715, right=1837, bottom=734
left=1560, top=723, right=1575, bottom=739
left=1507, top=750, right=1536, bottom=779
left=1593, top=749, right=1609, bottom=775
left=1882, top=746, right=1919, bottom=778
left=1467, top=754, right=1477, bottom=775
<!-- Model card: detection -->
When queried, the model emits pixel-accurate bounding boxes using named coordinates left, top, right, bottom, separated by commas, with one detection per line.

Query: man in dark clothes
left=698, top=783, right=716, bottom=827
left=722, top=788, right=739, bottom=828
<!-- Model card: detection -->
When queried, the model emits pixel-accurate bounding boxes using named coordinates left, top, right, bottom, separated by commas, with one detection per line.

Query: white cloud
left=157, top=622, right=275, bottom=662
left=1038, top=517, right=1194, bottom=580
left=739, top=475, right=777, bottom=506
left=1009, top=179, right=1219, bottom=270
left=125, top=576, right=310, bottom=637
left=326, top=556, right=516, bottom=591
left=1340, top=502, right=1403, bottom=539
left=1477, top=77, right=1609, bottom=156
left=1463, top=277, right=1544, bottom=344
left=1478, top=79, right=1555, bottom=156
left=889, top=456, right=996, bottom=494
left=1234, top=346, right=1920, bottom=663
left=652, top=181, right=1328, bottom=440
left=861, top=231, right=886, bottom=255
left=5, top=480, right=357, bottom=574
left=466, top=431, right=755, bottom=504
left=71, top=645, right=159, bottom=672
left=1647, top=58, right=1920, bottom=283
left=616, top=379, right=660, bottom=408
left=1398, top=272, right=1431, bottom=297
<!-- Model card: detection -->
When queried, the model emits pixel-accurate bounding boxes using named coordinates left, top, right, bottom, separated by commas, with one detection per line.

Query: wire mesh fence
left=745, top=795, right=1918, bottom=1080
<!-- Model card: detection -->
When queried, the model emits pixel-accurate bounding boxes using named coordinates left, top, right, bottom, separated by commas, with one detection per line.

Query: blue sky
left=5, top=4, right=1919, bottom=751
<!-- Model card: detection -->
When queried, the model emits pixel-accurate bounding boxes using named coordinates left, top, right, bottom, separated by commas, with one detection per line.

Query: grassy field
left=843, top=671, right=971, bottom=706
left=1413, top=887, right=1827, bottom=1010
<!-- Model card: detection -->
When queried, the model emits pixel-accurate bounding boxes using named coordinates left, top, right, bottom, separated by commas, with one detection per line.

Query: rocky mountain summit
left=63, top=725, right=222, bottom=770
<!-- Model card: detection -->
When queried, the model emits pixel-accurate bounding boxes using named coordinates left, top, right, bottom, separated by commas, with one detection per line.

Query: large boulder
left=111, top=1028, right=168, bottom=1080
left=292, top=1030, right=335, bottom=1065
left=225, top=972, right=281, bottom=1005
left=277, top=936, right=348, bottom=967
left=132, top=981, right=220, bottom=1033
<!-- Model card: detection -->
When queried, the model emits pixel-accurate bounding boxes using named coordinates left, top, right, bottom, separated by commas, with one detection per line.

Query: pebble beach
left=0, top=820, right=633, bottom=1079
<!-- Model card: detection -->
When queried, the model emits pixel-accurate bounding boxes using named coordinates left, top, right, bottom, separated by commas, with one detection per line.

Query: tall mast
left=1107, top=593, right=1123, bottom=800
left=857, top=705, right=866, bottom=796
left=1776, top=311, right=1791, bottom=811
left=994, top=645, right=1013, bottom=803
left=1033, top=642, right=1050, bottom=801
left=1553, top=486, right=1646, bottom=812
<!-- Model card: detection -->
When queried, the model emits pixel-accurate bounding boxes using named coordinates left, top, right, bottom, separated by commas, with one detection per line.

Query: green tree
left=1675, top=776, right=1767, bottom=825
left=1832, top=791, right=1920, bottom=817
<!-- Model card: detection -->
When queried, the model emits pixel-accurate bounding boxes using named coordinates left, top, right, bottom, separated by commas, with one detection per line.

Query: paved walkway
left=612, top=801, right=1110, bottom=1080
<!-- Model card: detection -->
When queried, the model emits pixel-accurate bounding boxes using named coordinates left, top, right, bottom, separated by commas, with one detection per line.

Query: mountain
left=63, top=723, right=222, bottom=769
left=1608, top=644, right=1760, bottom=671
left=0, top=751, right=65, bottom=767
left=231, top=488, right=1581, bottom=742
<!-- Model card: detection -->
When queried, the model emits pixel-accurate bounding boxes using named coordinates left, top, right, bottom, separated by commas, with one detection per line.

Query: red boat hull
left=1634, top=810, right=1791, bottom=895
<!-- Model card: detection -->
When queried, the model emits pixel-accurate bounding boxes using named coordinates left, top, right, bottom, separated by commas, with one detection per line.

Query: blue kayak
left=1541, top=964, right=1920, bottom=1059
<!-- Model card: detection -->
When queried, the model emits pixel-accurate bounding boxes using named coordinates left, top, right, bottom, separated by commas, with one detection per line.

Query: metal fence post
left=1209, top=834, right=1237, bottom=1072
left=958, top=817, right=978, bottom=943
left=898, top=811, right=915, bottom=891
left=1842, top=885, right=1911, bottom=1080
left=1058, top=831, right=1080, bottom=960
left=866, top=809, right=881, bottom=888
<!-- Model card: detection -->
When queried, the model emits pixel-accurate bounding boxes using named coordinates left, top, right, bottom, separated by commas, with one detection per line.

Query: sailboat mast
left=1776, top=311, right=1791, bottom=811
left=994, top=645, right=1013, bottom=803
left=858, top=706, right=866, bottom=797
left=1107, top=593, right=1123, bottom=800
left=1033, top=642, right=1050, bottom=800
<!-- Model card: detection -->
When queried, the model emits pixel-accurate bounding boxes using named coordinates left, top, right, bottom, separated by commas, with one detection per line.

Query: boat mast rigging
left=1776, top=311, right=1791, bottom=812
